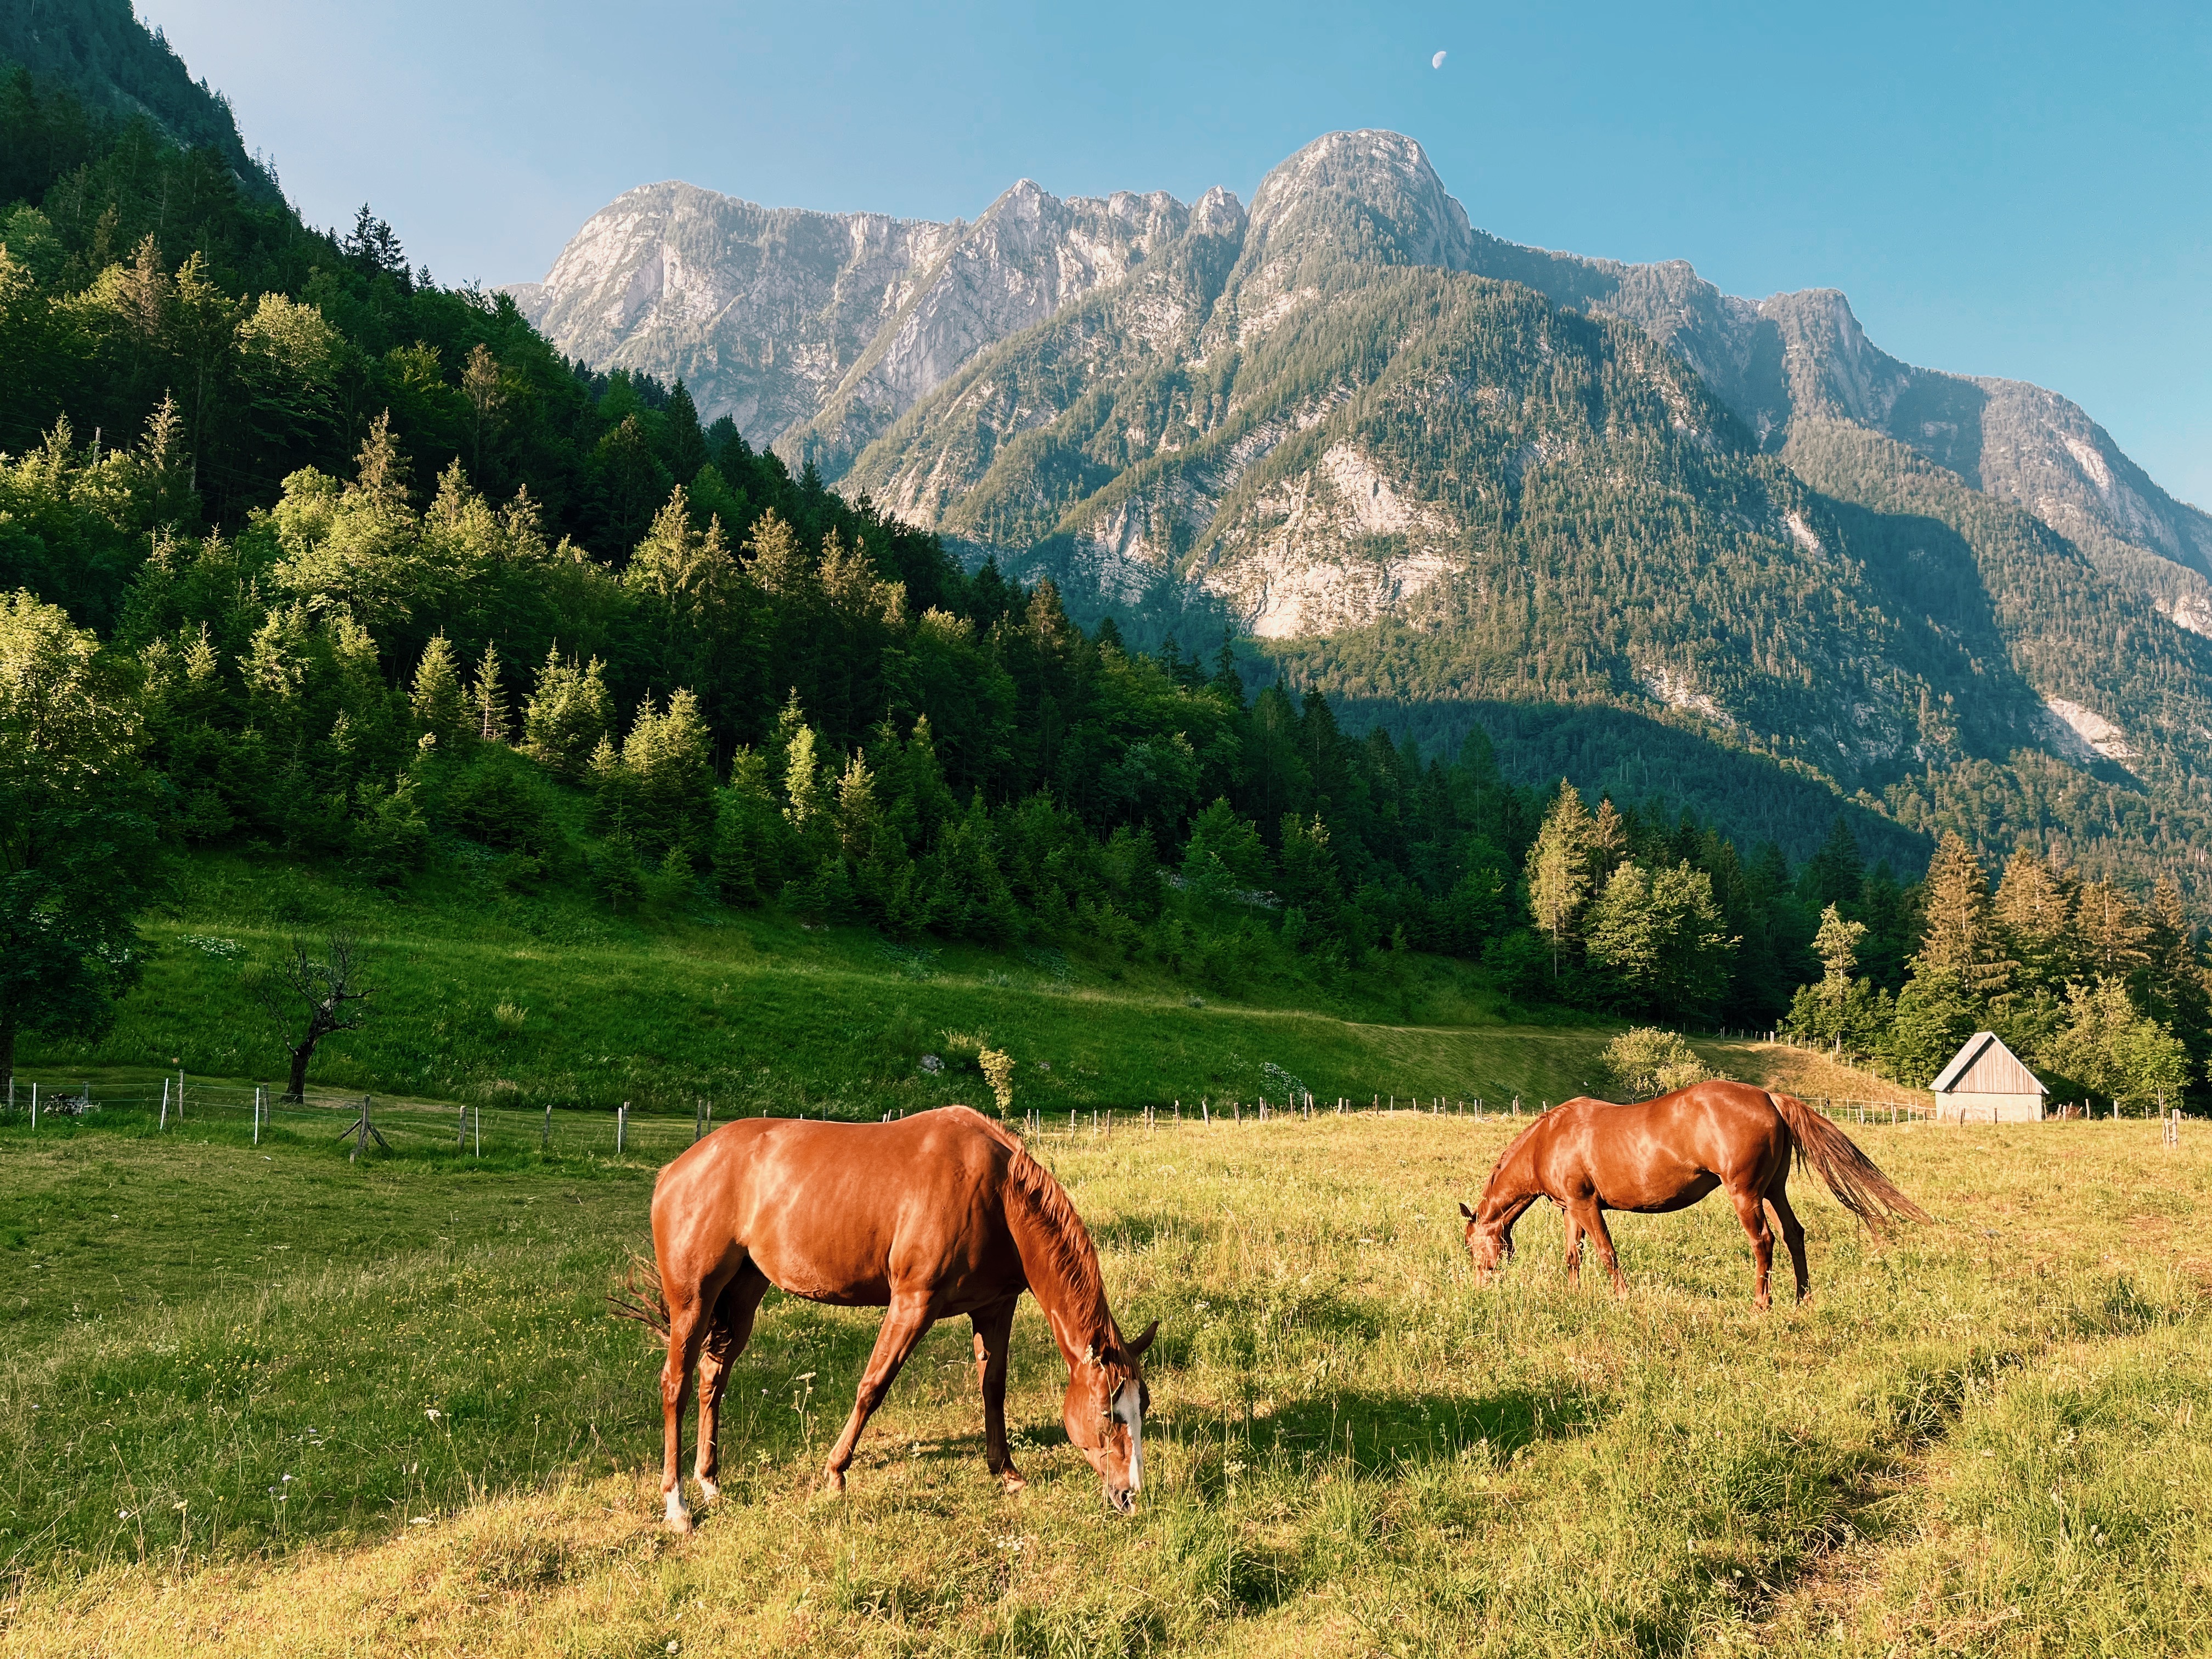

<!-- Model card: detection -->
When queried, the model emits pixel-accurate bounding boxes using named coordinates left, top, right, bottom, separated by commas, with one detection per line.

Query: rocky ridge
left=511, top=131, right=2210, bottom=633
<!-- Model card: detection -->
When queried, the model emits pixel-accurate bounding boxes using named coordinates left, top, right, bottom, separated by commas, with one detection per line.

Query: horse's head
left=1460, top=1200, right=1514, bottom=1279
left=1064, top=1320, right=1158, bottom=1514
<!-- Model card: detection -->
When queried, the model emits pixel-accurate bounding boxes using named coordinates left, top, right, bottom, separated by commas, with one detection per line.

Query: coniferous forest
left=2, top=40, right=2207, bottom=1110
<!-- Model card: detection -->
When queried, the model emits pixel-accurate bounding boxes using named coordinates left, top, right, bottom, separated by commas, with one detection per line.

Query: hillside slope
left=0, top=0, right=276, bottom=201
left=516, top=129, right=2210, bottom=617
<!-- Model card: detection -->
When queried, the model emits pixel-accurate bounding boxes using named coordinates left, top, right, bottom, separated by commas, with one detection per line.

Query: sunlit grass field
left=24, top=851, right=1617, bottom=1116
left=2, top=1100, right=2204, bottom=1656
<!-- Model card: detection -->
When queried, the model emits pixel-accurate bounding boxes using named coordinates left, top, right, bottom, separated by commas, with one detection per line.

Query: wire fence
left=5, top=1075, right=2131, bottom=1164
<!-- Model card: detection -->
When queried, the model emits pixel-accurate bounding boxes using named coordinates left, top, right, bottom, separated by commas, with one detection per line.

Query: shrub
left=1602, top=1027, right=1710, bottom=1099
left=352, top=775, right=429, bottom=884
left=979, top=1048, right=1015, bottom=1115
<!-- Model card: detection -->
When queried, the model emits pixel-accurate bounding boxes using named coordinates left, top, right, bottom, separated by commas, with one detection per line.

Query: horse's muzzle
left=1105, top=1483, right=1137, bottom=1515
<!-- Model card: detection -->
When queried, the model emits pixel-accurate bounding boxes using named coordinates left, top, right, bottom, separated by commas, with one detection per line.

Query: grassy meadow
left=20, top=852, right=1637, bottom=1118
left=2, top=1094, right=2207, bottom=1656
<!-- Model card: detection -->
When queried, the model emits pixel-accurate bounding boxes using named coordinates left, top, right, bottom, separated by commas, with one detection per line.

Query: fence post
left=693, top=1098, right=704, bottom=1144
left=29, top=1081, right=35, bottom=1128
left=253, top=1086, right=261, bottom=1146
left=161, top=1076, right=169, bottom=1131
left=475, top=1105, right=481, bottom=1158
left=543, top=1103, right=552, bottom=1153
left=618, top=1102, right=628, bottom=1154
left=456, top=1104, right=466, bottom=1149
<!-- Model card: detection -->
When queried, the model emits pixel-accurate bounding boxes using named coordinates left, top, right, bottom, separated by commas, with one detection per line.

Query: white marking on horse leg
left=664, top=1486, right=691, bottom=1528
left=697, top=1477, right=720, bottom=1504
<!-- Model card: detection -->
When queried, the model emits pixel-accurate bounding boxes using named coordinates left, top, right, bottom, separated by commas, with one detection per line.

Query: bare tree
left=255, top=934, right=375, bottom=1102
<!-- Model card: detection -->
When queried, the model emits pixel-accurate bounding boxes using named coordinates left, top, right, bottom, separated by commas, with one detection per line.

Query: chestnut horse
left=1459, top=1080, right=1927, bottom=1307
left=618, top=1105, right=1157, bottom=1528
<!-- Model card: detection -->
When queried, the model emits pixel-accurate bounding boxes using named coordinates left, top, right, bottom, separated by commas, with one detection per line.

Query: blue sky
left=144, top=0, right=2209, bottom=505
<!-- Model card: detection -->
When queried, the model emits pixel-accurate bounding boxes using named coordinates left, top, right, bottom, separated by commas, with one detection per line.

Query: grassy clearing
left=2, top=1104, right=2205, bottom=1655
left=21, top=854, right=1618, bottom=1115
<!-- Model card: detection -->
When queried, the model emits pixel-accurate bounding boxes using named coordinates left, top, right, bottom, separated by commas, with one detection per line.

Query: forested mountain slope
left=7, top=4, right=2211, bottom=1118
left=519, top=130, right=2212, bottom=622
left=0, top=0, right=273, bottom=203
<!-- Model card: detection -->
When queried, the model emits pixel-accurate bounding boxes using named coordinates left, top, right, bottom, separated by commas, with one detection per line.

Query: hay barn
left=1931, top=1031, right=2048, bottom=1123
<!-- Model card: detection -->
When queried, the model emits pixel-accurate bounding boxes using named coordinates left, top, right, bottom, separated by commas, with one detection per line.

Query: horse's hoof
left=696, top=1478, right=721, bottom=1504
left=1000, top=1470, right=1029, bottom=1494
left=663, top=1491, right=693, bottom=1532
left=817, top=1469, right=847, bottom=1498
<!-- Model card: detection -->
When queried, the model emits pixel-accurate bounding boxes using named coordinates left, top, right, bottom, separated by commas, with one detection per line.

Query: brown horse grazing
left=622, top=1105, right=1156, bottom=1529
left=1458, top=1080, right=1928, bottom=1308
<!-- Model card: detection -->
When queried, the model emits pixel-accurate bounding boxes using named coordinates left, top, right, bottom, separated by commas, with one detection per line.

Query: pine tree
left=1526, top=778, right=1595, bottom=976
left=2142, top=876, right=2211, bottom=1085
left=1803, top=816, right=1865, bottom=909
left=522, top=645, right=611, bottom=779
left=663, top=380, right=708, bottom=484
left=462, top=343, right=503, bottom=473
left=471, top=641, right=507, bottom=742
left=352, top=409, right=411, bottom=510
left=2075, top=879, right=2152, bottom=981
left=1994, top=846, right=2076, bottom=994
left=1814, top=902, right=1866, bottom=983
left=409, top=633, right=465, bottom=747
left=1913, top=832, right=2012, bottom=1001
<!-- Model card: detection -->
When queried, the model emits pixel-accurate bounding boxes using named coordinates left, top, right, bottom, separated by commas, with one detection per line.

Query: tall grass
left=2, top=1109, right=2204, bottom=1655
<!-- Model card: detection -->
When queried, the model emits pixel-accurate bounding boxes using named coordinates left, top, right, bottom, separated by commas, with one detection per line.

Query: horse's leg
left=1562, top=1207, right=1584, bottom=1289
left=695, top=1261, right=769, bottom=1503
left=972, top=1294, right=1026, bottom=1492
left=1768, top=1182, right=1810, bottom=1305
left=1576, top=1202, right=1629, bottom=1295
left=822, top=1291, right=934, bottom=1493
left=659, top=1290, right=711, bottom=1531
left=1729, top=1184, right=1776, bottom=1311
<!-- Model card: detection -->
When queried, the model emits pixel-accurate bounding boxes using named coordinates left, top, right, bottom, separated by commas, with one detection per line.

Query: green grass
left=2, top=1109, right=2207, bottom=1656
left=22, top=851, right=1612, bottom=1114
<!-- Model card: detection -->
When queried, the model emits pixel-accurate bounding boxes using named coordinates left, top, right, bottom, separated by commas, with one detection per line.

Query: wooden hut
left=1930, top=1032, right=2048, bottom=1123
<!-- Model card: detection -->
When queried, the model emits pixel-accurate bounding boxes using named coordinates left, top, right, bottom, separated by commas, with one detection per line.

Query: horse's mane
left=969, top=1111, right=1110, bottom=1332
left=1479, top=1112, right=1549, bottom=1199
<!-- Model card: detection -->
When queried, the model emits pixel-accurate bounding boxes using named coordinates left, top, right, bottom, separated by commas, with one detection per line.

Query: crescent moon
left=1431, top=49, right=1447, bottom=68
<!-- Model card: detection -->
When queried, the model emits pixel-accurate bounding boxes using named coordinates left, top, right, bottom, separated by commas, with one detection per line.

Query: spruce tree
left=663, top=380, right=708, bottom=483
left=409, top=633, right=465, bottom=747
left=2075, top=879, right=2152, bottom=981
left=1994, top=846, right=2076, bottom=994
left=471, top=642, right=507, bottom=742
left=1913, top=832, right=2012, bottom=1001
left=1526, top=778, right=1595, bottom=977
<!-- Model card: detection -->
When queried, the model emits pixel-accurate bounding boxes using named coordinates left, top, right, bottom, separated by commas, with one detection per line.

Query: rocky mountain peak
left=1234, top=129, right=1476, bottom=296
left=512, top=130, right=2208, bottom=604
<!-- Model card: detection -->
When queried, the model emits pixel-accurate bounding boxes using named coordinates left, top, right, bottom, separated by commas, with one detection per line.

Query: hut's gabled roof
left=1931, top=1031, right=2048, bottom=1096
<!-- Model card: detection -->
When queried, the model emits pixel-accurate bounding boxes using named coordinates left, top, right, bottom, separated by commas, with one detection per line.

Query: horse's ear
left=1128, top=1319, right=1159, bottom=1358
left=1459, top=1201, right=1475, bottom=1221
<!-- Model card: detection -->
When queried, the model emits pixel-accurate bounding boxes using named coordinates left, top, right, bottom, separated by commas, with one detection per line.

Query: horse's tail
left=606, top=1248, right=671, bottom=1341
left=1765, top=1090, right=1931, bottom=1231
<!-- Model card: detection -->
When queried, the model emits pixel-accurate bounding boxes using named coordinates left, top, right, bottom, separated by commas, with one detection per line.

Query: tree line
left=1, top=57, right=2205, bottom=1111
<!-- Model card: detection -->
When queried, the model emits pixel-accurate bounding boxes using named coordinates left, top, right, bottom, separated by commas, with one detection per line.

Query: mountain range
left=507, top=131, right=2212, bottom=634
left=507, top=132, right=2212, bottom=882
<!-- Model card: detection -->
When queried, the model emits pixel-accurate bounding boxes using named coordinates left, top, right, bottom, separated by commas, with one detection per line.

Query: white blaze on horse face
left=1114, top=1379, right=1144, bottom=1491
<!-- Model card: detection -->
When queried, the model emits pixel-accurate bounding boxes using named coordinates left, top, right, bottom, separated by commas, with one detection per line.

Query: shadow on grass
left=1247, top=1383, right=1607, bottom=1474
